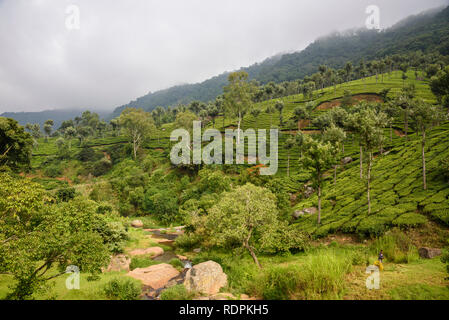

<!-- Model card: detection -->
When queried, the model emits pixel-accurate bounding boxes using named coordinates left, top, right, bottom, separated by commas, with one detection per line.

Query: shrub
left=56, top=187, right=76, bottom=202
left=92, top=158, right=113, bottom=177
left=103, top=278, right=141, bottom=300
left=129, top=256, right=160, bottom=271
left=169, top=258, right=184, bottom=270
left=392, top=213, right=427, bottom=229
left=175, top=233, right=203, bottom=250
left=44, top=164, right=62, bottom=178
left=160, top=285, right=194, bottom=300
left=77, top=147, right=103, bottom=162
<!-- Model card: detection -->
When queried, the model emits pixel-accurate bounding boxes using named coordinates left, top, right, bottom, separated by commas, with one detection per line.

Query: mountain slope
left=109, top=5, right=449, bottom=119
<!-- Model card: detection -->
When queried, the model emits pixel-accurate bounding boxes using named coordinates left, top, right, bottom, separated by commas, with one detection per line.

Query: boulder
left=193, top=248, right=202, bottom=253
left=184, top=261, right=228, bottom=295
left=106, top=254, right=131, bottom=272
left=342, top=157, right=353, bottom=165
left=292, top=207, right=317, bottom=219
left=131, top=220, right=144, bottom=228
left=418, top=247, right=442, bottom=259
left=127, top=263, right=180, bottom=290
left=303, top=186, right=315, bottom=198
left=129, top=247, right=164, bottom=257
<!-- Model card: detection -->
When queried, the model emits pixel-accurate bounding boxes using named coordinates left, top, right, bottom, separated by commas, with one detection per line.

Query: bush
left=56, top=187, right=76, bottom=202
left=129, top=256, right=160, bottom=271
left=103, top=278, right=141, bottom=300
left=44, top=164, right=62, bottom=178
left=92, top=158, right=113, bottom=177
left=160, top=285, right=194, bottom=300
left=392, top=213, right=427, bottom=229
left=169, top=258, right=184, bottom=270
left=77, top=147, right=103, bottom=162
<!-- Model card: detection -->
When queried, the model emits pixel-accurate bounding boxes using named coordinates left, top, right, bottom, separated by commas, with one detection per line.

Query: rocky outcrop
left=131, top=220, right=144, bottom=228
left=129, top=247, right=164, bottom=257
left=106, top=254, right=131, bottom=272
left=184, top=261, right=228, bottom=295
left=127, top=263, right=180, bottom=290
left=303, top=186, right=315, bottom=198
left=292, top=207, right=318, bottom=219
left=418, top=247, right=442, bottom=259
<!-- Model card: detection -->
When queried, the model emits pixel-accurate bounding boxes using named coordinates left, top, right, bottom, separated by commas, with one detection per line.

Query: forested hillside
left=109, top=6, right=449, bottom=118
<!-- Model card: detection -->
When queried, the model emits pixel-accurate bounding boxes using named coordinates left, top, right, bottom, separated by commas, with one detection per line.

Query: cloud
left=0, top=0, right=447, bottom=113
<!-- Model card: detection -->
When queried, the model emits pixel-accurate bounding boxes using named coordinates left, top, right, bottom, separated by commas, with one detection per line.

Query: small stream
left=148, top=228, right=192, bottom=268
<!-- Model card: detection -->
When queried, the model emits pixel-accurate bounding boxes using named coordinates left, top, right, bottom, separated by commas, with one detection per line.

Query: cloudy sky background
left=0, top=0, right=448, bottom=113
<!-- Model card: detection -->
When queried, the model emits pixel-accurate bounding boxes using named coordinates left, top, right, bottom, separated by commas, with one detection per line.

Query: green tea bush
left=393, top=213, right=427, bottom=229
left=103, top=278, right=141, bottom=300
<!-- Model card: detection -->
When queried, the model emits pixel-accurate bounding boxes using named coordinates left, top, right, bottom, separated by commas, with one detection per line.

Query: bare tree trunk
left=404, top=108, right=409, bottom=141
left=237, top=112, right=241, bottom=145
left=243, top=228, right=261, bottom=269
left=318, top=184, right=322, bottom=225
left=422, top=130, right=427, bottom=190
left=133, top=140, right=137, bottom=160
left=367, top=152, right=372, bottom=214
left=360, top=145, right=363, bottom=179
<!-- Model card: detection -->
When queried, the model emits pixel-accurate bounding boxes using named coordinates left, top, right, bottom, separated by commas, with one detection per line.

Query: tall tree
left=275, top=100, right=285, bottom=126
left=323, top=124, right=346, bottom=185
left=300, top=136, right=336, bottom=224
left=223, top=72, right=254, bottom=145
left=409, top=100, right=444, bottom=190
left=43, top=119, right=54, bottom=141
left=349, top=108, right=387, bottom=214
left=119, top=108, right=156, bottom=160
left=0, top=118, right=33, bottom=171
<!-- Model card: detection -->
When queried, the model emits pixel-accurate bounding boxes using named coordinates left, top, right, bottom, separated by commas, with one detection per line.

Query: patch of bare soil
left=316, top=94, right=383, bottom=111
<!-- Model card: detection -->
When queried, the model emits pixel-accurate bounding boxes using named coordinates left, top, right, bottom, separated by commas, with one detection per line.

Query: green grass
left=0, top=271, right=142, bottom=300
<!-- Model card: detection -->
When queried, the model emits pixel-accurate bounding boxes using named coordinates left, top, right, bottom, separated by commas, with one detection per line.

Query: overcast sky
left=0, top=0, right=448, bottom=113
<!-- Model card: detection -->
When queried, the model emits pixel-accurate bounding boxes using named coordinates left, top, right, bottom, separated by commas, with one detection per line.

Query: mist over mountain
left=3, top=5, right=449, bottom=125
left=108, top=5, right=449, bottom=119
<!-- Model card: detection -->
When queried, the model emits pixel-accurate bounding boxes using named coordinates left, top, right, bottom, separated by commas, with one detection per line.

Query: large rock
left=292, top=207, right=317, bottom=219
left=342, top=157, right=353, bottom=165
left=131, top=220, right=144, bottom=228
left=129, top=247, right=164, bottom=257
left=127, top=264, right=180, bottom=290
left=303, top=186, right=315, bottom=199
left=184, top=261, right=228, bottom=295
left=106, top=254, right=131, bottom=272
left=418, top=247, right=442, bottom=259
